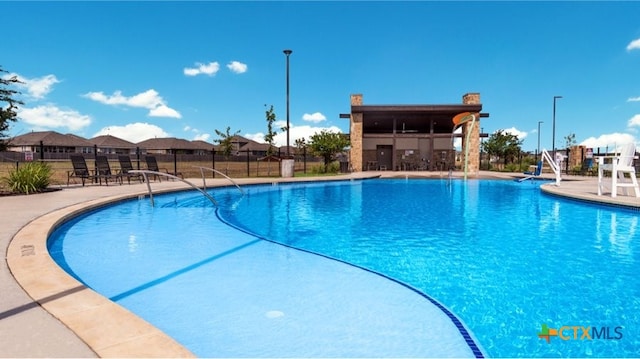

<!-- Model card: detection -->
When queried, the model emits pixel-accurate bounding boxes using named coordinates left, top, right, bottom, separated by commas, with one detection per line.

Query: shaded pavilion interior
left=344, top=94, right=488, bottom=172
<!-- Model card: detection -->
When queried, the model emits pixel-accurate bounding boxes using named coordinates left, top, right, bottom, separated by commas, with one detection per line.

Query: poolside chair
left=597, top=142, right=640, bottom=198
left=518, top=160, right=543, bottom=182
left=117, top=155, right=144, bottom=184
left=95, top=155, right=122, bottom=186
left=67, top=155, right=94, bottom=186
left=144, top=155, right=183, bottom=181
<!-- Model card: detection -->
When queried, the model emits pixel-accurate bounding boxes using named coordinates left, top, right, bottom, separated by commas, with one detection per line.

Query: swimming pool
left=48, top=178, right=639, bottom=357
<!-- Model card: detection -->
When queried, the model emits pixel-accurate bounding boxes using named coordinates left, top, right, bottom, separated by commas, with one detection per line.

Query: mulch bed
left=0, top=188, right=62, bottom=197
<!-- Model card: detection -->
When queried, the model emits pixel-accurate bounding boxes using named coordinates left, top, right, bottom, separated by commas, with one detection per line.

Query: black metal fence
left=0, top=151, right=326, bottom=182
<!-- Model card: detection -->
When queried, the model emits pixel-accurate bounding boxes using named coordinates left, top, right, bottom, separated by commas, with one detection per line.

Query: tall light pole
left=537, top=121, right=543, bottom=162
left=552, top=95, right=562, bottom=156
left=283, top=49, right=292, bottom=157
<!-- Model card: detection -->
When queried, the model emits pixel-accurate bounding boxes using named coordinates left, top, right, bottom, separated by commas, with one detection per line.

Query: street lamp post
left=552, top=95, right=562, bottom=157
left=537, top=121, right=543, bottom=162
left=283, top=49, right=292, bottom=157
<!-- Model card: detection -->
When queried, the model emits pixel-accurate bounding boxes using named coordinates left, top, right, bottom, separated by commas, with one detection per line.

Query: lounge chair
left=117, top=155, right=143, bottom=184
left=518, top=160, right=543, bottom=182
left=597, top=143, right=640, bottom=198
left=145, top=155, right=183, bottom=181
left=95, top=155, right=122, bottom=186
left=67, top=155, right=94, bottom=186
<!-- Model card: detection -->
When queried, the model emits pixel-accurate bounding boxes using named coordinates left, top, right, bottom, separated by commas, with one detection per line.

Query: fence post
left=136, top=147, right=140, bottom=170
left=173, top=151, right=177, bottom=176
left=94, top=144, right=98, bottom=176
left=212, top=148, right=216, bottom=178
left=246, top=150, right=250, bottom=177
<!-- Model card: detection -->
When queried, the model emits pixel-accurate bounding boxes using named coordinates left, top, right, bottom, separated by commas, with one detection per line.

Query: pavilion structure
left=342, top=93, right=488, bottom=174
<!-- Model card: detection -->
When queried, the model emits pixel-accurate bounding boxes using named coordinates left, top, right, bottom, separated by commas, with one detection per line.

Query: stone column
left=462, top=93, right=481, bottom=175
left=350, top=94, right=363, bottom=172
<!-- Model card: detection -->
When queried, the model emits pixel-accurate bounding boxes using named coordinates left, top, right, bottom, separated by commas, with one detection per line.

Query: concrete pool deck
left=1, top=171, right=638, bottom=357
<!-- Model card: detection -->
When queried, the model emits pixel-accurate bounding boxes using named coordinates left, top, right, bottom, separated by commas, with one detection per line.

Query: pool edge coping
left=7, top=190, right=197, bottom=358
left=6, top=174, right=382, bottom=358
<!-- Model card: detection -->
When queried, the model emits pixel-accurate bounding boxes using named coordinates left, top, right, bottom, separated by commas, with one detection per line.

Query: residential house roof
left=9, top=131, right=94, bottom=147
left=137, top=137, right=199, bottom=150
left=190, top=140, right=216, bottom=151
left=89, top=135, right=137, bottom=149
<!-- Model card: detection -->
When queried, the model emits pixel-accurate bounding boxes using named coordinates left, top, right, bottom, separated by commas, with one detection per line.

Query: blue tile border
left=214, top=205, right=486, bottom=358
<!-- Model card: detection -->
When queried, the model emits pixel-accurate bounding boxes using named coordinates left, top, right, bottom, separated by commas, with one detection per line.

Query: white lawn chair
left=597, top=143, right=640, bottom=198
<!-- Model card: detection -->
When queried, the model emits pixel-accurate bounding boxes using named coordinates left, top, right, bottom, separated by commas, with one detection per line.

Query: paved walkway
left=1, top=172, right=637, bottom=357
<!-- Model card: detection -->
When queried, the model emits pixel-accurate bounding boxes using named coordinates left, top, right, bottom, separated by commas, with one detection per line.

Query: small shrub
left=504, top=163, right=520, bottom=172
left=2, top=162, right=52, bottom=194
left=309, top=161, right=340, bottom=174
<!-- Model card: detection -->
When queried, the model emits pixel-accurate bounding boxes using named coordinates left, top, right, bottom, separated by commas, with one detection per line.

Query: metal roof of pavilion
left=346, top=103, right=486, bottom=134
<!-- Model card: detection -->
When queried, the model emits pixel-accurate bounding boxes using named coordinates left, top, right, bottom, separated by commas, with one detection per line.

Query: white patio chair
left=597, top=143, right=640, bottom=198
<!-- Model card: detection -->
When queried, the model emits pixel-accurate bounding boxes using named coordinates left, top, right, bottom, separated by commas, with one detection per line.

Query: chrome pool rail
left=192, top=166, right=244, bottom=195
left=128, top=170, right=218, bottom=207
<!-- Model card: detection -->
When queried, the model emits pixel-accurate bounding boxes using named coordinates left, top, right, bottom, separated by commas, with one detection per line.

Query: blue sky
left=3, top=1, right=640, bottom=152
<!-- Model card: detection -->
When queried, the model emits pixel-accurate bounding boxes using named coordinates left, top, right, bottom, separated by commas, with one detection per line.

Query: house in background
left=7, top=131, right=313, bottom=163
left=89, top=135, right=137, bottom=155
left=7, top=131, right=94, bottom=157
left=191, top=140, right=216, bottom=155
left=137, top=137, right=210, bottom=155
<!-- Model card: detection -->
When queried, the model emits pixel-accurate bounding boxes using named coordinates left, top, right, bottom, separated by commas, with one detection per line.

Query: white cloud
left=244, top=121, right=344, bottom=147
left=8, top=73, right=60, bottom=99
left=227, top=61, right=247, bottom=74
left=149, top=104, right=181, bottom=118
left=182, top=125, right=210, bottom=141
left=504, top=127, right=528, bottom=140
left=628, top=114, right=640, bottom=127
left=580, top=132, right=637, bottom=149
left=184, top=62, right=220, bottom=76
left=17, top=105, right=91, bottom=131
left=193, top=133, right=211, bottom=142
left=626, top=38, right=640, bottom=51
left=628, top=96, right=640, bottom=102
left=83, top=89, right=182, bottom=119
left=93, top=123, right=169, bottom=143
left=302, top=112, right=327, bottom=123
left=243, top=132, right=265, bottom=143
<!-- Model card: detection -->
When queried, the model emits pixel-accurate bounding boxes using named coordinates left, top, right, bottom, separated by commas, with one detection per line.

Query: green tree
left=263, top=104, right=278, bottom=156
left=1, top=67, right=24, bottom=151
left=294, top=137, right=307, bottom=157
left=308, top=130, right=350, bottom=171
left=481, top=130, right=523, bottom=166
left=214, top=126, right=241, bottom=174
left=564, top=133, right=576, bottom=149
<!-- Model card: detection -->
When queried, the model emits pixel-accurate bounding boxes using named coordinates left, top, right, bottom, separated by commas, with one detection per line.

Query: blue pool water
left=48, top=179, right=640, bottom=357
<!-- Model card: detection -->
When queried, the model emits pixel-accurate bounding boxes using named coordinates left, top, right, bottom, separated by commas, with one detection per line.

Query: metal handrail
left=192, top=166, right=244, bottom=195
left=129, top=170, right=218, bottom=207
left=541, top=149, right=562, bottom=186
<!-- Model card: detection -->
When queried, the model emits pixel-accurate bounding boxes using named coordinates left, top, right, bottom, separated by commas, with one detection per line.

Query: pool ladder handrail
left=192, top=166, right=245, bottom=195
left=541, top=149, right=562, bottom=185
left=129, top=170, right=218, bottom=207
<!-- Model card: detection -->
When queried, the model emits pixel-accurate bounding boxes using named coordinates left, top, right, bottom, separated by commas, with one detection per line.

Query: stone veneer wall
left=350, top=94, right=363, bottom=172
left=569, top=145, right=587, bottom=169
left=462, top=93, right=481, bottom=175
